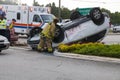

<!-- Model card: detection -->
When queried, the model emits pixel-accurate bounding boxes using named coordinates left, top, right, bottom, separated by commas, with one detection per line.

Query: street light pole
left=33, top=0, right=35, bottom=6
left=59, top=0, right=61, bottom=22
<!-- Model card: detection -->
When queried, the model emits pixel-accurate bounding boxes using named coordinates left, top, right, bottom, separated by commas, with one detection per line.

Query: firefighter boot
left=48, top=48, right=53, bottom=53
left=37, top=45, right=44, bottom=52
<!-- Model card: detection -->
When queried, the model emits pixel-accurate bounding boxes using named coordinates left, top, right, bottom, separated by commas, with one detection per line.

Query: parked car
left=57, top=19, right=71, bottom=26
left=27, top=7, right=110, bottom=50
left=112, top=25, right=120, bottom=33
left=0, top=35, right=10, bottom=52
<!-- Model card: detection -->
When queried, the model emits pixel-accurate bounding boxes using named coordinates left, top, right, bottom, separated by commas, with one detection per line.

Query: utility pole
left=58, top=0, right=61, bottom=22
left=33, top=0, right=35, bottom=6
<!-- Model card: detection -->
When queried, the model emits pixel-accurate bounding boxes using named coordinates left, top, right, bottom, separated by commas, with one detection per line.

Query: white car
left=112, top=25, right=120, bottom=33
left=57, top=19, right=71, bottom=26
left=27, top=7, right=110, bottom=50
left=0, top=35, right=10, bottom=52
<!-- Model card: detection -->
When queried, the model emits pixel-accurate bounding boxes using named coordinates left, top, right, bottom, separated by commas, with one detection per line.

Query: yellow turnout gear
left=41, top=23, right=56, bottom=39
left=0, top=19, right=7, bottom=29
left=37, top=18, right=59, bottom=53
left=9, top=22, right=14, bottom=29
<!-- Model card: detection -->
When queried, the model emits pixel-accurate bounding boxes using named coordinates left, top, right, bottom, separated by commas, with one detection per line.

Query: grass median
left=58, top=43, right=120, bottom=58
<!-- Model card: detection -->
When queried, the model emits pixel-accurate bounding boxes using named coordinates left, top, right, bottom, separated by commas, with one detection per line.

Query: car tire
left=70, top=10, right=81, bottom=20
left=90, top=8, right=104, bottom=25
left=29, top=27, right=42, bottom=38
left=53, top=25, right=65, bottom=43
left=32, top=47, right=36, bottom=50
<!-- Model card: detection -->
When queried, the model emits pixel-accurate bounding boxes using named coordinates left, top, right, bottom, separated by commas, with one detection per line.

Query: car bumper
left=27, top=39, right=39, bottom=49
left=113, top=29, right=120, bottom=33
left=0, top=42, right=10, bottom=50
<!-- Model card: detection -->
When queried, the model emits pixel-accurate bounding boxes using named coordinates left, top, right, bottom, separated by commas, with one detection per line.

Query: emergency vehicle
left=0, top=5, right=54, bottom=35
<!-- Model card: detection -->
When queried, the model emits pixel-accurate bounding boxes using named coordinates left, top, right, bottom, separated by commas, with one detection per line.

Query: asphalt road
left=0, top=48, right=120, bottom=80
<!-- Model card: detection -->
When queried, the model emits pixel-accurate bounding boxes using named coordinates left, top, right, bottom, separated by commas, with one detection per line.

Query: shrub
left=58, top=43, right=120, bottom=58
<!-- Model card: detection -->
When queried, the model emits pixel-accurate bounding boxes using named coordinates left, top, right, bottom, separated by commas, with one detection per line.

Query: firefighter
left=0, top=11, right=10, bottom=41
left=9, top=19, right=16, bottom=29
left=37, top=18, right=59, bottom=53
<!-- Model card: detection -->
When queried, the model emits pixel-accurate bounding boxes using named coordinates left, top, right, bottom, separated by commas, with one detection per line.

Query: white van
left=0, top=5, right=54, bottom=35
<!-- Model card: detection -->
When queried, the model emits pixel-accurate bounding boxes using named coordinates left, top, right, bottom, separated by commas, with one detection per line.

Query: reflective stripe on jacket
left=0, top=19, right=7, bottom=29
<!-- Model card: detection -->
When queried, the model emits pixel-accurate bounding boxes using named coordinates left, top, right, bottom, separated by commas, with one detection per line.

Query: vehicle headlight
left=4, top=39, right=9, bottom=42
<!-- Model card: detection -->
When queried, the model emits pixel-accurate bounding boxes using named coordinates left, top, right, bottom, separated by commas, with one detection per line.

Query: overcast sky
left=20, top=0, right=120, bottom=13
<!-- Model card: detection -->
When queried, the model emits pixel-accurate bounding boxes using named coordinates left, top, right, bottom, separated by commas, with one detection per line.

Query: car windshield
left=41, top=14, right=54, bottom=23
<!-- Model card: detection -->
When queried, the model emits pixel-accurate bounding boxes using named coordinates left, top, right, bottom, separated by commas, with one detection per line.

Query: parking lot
left=102, top=33, right=120, bottom=44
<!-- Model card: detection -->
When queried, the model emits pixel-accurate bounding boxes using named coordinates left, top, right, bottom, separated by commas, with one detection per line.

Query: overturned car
left=27, top=7, right=110, bottom=50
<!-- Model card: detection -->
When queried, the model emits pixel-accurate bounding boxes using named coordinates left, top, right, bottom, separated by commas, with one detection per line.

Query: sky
left=20, top=0, right=120, bottom=13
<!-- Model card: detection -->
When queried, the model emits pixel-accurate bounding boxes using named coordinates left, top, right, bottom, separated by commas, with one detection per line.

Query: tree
left=50, top=2, right=59, bottom=17
left=0, top=0, right=18, bottom=5
left=111, top=12, right=120, bottom=25
left=46, top=3, right=51, bottom=7
left=45, top=2, right=120, bottom=24
left=101, top=8, right=111, bottom=14
left=61, top=7, right=71, bottom=19
left=33, top=2, right=40, bottom=6
left=46, top=2, right=71, bottom=19
left=101, top=8, right=120, bottom=25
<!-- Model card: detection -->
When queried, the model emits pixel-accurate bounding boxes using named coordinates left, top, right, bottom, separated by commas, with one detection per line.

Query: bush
left=58, top=43, right=120, bottom=58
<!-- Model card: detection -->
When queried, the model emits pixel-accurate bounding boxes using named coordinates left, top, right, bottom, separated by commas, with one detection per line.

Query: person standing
left=37, top=18, right=59, bottom=53
left=9, top=19, right=18, bottom=45
left=0, top=11, right=10, bottom=41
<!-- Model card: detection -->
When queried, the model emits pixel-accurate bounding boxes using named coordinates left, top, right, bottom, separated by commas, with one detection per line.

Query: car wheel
left=32, top=47, right=36, bottom=50
left=90, top=8, right=104, bottom=25
left=26, top=34, right=30, bottom=38
left=53, top=25, right=65, bottom=43
left=0, top=50, right=1, bottom=52
left=29, top=27, right=42, bottom=38
left=70, top=10, right=81, bottom=20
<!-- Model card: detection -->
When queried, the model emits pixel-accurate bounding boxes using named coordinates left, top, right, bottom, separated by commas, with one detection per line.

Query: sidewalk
left=54, top=50, right=120, bottom=64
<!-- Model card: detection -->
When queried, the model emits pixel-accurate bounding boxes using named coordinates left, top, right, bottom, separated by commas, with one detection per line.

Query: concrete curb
left=54, top=50, right=120, bottom=64
left=10, top=47, right=120, bottom=64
